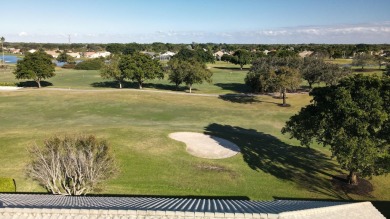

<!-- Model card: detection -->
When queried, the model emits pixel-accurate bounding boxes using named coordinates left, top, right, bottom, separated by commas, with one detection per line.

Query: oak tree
left=231, top=49, right=251, bottom=70
left=119, top=53, right=164, bottom=89
left=14, top=49, right=55, bottom=88
left=282, top=75, right=390, bottom=185
left=100, top=56, right=127, bottom=88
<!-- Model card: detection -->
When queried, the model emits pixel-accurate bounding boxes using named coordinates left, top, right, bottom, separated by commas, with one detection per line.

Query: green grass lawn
left=0, top=62, right=389, bottom=204
left=325, top=58, right=352, bottom=65
left=0, top=62, right=249, bottom=94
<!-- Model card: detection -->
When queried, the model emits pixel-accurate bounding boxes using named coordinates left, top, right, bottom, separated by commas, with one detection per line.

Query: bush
left=61, top=63, right=76, bottom=69
left=75, top=58, right=103, bottom=70
left=0, top=177, right=15, bottom=192
left=26, top=134, right=118, bottom=195
left=0, top=82, right=17, bottom=86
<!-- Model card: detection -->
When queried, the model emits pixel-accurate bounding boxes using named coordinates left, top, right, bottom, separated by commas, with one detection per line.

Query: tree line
left=4, top=42, right=390, bottom=58
left=13, top=48, right=213, bottom=92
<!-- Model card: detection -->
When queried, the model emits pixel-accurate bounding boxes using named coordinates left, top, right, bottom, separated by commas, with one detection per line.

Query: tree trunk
left=308, top=82, right=313, bottom=89
left=36, top=80, right=41, bottom=88
left=240, top=64, right=243, bottom=70
left=282, top=88, right=287, bottom=106
left=189, top=84, right=192, bottom=93
left=119, top=81, right=122, bottom=89
left=348, top=170, right=358, bottom=185
left=139, top=82, right=142, bottom=89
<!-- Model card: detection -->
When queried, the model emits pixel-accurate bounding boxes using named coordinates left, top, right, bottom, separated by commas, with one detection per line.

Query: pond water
left=0, top=55, right=21, bottom=64
left=53, top=60, right=83, bottom=67
left=1, top=55, right=83, bottom=66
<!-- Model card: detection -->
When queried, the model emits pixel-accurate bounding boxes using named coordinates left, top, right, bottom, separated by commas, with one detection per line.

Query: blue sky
left=2, top=0, right=390, bottom=44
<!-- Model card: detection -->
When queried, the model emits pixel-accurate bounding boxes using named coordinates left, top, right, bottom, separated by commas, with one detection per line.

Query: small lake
left=0, top=55, right=21, bottom=64
left=1, top=55, right=83, bottom=67
left=53, top=60, right=83, bottom=67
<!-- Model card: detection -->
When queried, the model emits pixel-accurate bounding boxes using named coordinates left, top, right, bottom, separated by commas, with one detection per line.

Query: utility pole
left=0, top=36, right=4, bottom=65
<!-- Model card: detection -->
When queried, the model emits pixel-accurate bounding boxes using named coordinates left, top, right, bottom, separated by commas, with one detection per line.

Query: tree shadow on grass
left=90, top=81, right=137, bottom=89
left=213, top=66, right=250, bottom=71
left=142, top=83, right=187, bottom=92
left=219, top=94, right=261, bottom=104
left=214, top=83, right=250, bottom=93
left=17, top=81, right=53, bottom=88
left=204, top=123, right=350, bottom=200
left=91, top=81, right=189, bottom=92
left=219, top=93, right=283, bottom=106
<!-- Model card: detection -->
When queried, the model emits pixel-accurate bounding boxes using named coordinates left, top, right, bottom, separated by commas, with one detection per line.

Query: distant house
left=83, top=52, right=96, bottom=58
left=45, top=50, right=59, bottom=58
left=299, top=50, right=314, bottom=58
left=28, top=49, right=36, bottom=53
left=67, top=52, right=81, bottom=58
left=8, top=48, right=21, bottom=54
left=87, top=51, right=111, bottom=58
left=213, top=51, right=228, bottom=61
left=158, top=51, right=176, bottom=61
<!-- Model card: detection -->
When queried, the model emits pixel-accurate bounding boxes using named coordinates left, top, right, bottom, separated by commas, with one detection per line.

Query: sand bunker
left=169, top=132, right=240, bottom=159
left=0, top=86, right=21, bottom=91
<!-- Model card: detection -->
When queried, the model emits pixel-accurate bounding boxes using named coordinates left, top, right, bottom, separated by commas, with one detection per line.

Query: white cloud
left=5, top=22, right=390, bottom=44
left=18, top=32, right=28, bottom=37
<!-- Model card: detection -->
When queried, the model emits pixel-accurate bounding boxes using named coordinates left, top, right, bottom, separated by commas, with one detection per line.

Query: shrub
left=61, top=63, right=76, bottom=69
left=0, top=177, right=15, bottom=192
left=75, top=59, right=104, bottom=70
left=26, top=134, right=118, bottom=195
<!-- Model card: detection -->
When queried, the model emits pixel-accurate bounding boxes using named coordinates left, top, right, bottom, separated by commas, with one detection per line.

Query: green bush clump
left=61, top=63, right=76, bottom=69
left=0, top=82, right=17, bottom=86
left=75, top=58, right=104, bottom=70
left=0, top=177, right=15, bottom=192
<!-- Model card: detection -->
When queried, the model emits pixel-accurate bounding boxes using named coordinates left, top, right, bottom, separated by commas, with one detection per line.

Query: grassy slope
left=0, top=61, right=388, bottom=202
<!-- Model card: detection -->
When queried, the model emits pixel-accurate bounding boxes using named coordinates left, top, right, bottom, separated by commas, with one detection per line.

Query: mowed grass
left=0, top=61, right=389, bottom=203
left=0, top=62, right=249, bottom=94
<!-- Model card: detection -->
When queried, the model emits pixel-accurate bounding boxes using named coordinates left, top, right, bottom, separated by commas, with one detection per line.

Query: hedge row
left=0, top=177, right=15, bottom=192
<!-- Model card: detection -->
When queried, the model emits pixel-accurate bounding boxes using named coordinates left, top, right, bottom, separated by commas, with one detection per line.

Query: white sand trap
left=0, top=86, right=21, bottom=91
left=169, top=132, right=240, bottom=159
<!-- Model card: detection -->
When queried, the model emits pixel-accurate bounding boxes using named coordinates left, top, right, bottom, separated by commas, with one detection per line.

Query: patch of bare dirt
left=194, top=163, right=239, bottom=179
left=331, top=174, right=374, bottom=198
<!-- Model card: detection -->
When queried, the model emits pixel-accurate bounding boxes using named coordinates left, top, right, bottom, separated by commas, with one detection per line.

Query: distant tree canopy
left=14, top=49, right=55, bottom=88
left=105, top=43, right=124, bottom=54
left=75, top=58, right=104, bottom=70
left=352, top=53, right=375, bottom=69
left=230, top=49, right=251, bottom=70
left=56, top=51, right=75, bottom=64
left=386, top=64, right=390, bottom=77
left=173, top=48, right=215, bottom=63
left=302, top=57, right=351, bottom=88
left=271, top=49, right=298, bottom=58
left=4, top=42, right=390, bottom=58
left=100, top=56, right=125, bottom=88
left=167, top=58, right=212, bottom=93
left=245, top=56, right=302, bottom=106
left=282, top=75, right=390, bottom=185
left=221, top=54, right=234, bottom=62
left=118, top=53, right=164, bottom=89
